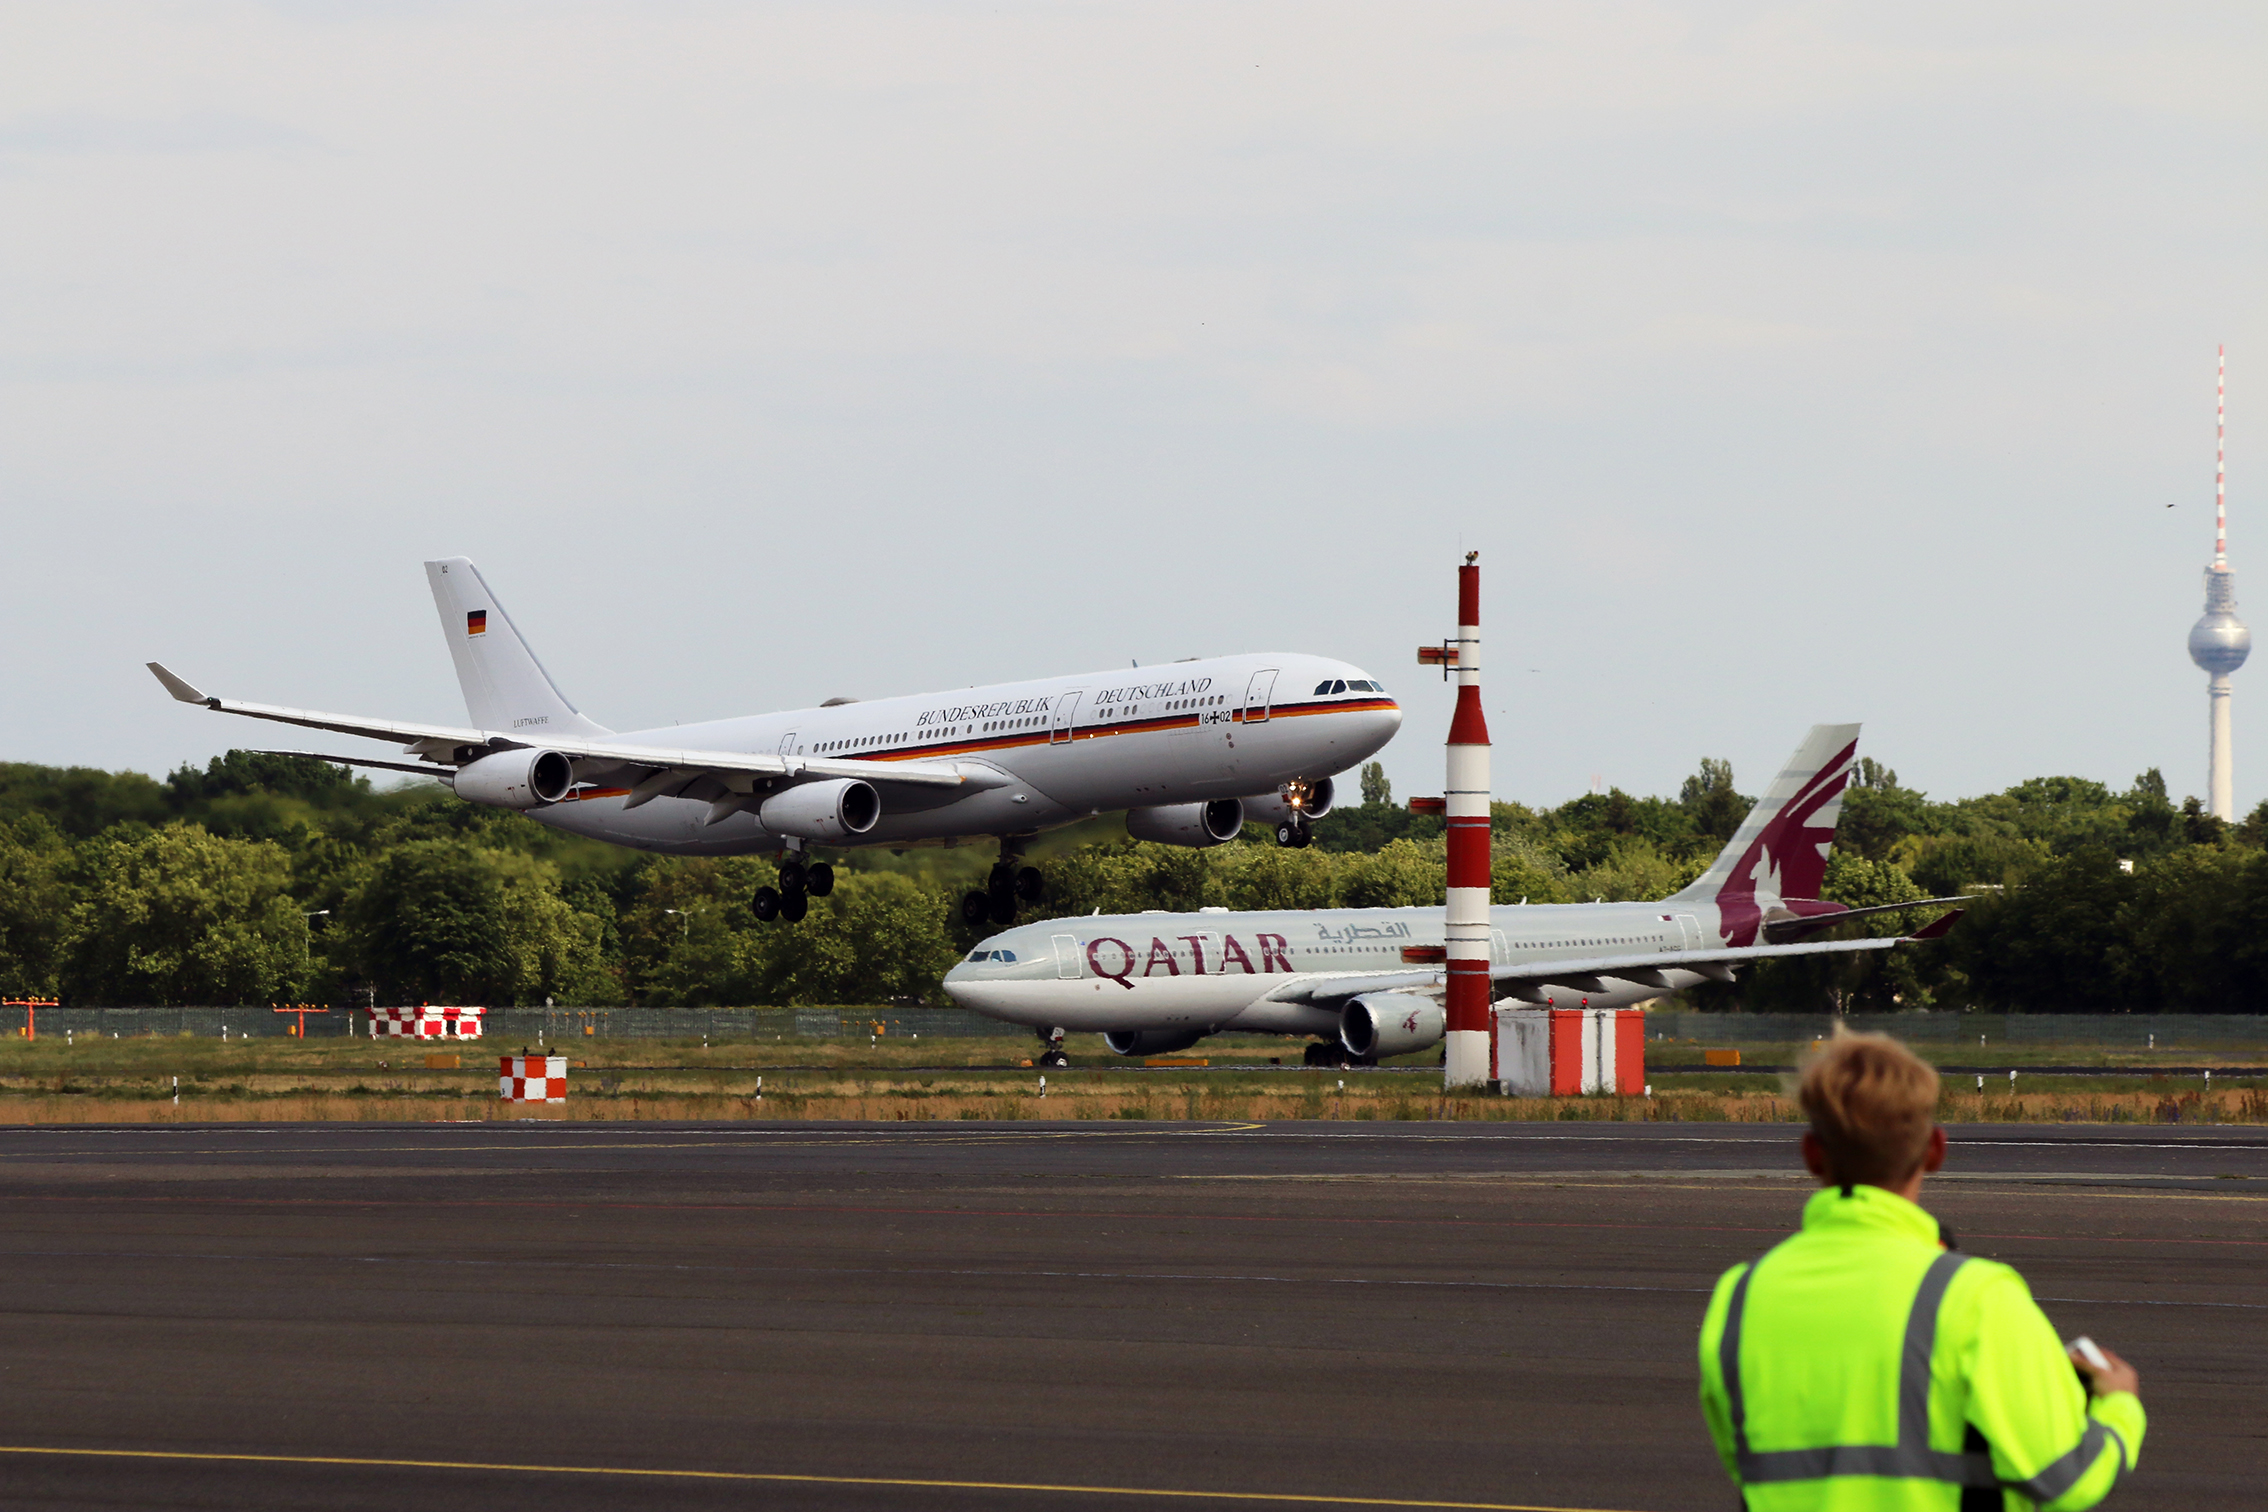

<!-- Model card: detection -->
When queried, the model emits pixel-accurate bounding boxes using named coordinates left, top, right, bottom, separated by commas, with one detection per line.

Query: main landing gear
left=751, top=851, right=834, bottom=925
left=961, top=850, right=1043, bottom=929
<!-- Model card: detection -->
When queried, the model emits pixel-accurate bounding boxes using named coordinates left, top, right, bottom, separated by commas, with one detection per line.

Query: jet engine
left=1339, top=993, right=1445, bottom=1059
left=759, top=779, right=881, bottom=842
left=1243, top=776, right=1336, bottom=826
left=1125, top=799, right=1244, bottom=847
left=452, top=748, right=575, bottom=810
left=1104, top=1028, right=1207, bottom=1057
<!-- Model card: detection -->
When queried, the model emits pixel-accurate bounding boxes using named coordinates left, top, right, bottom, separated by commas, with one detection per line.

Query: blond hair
left=1798, top=1030, right=1940, bottom=1187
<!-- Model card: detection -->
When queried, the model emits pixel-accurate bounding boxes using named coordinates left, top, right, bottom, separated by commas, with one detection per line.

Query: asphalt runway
left=0, top=1121, right=2260, bottom=1511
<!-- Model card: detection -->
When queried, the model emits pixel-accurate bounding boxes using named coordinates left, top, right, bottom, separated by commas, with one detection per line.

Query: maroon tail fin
left=1667, top=724, right=1860, bottom=947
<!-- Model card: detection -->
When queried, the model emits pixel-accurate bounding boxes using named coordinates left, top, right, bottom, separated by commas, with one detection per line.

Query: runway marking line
left=12, top=1247, right=2260, bottom=1309
left=8, top=1125, right=2265, bottom=1157
left=0, top=1444, right=1643, bottom=1511
left=7, top=1190, right=2264, bottom=1243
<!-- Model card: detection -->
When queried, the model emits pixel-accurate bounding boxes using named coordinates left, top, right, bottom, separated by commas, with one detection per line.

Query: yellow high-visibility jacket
left=1699, top=1184, right=2144, bottom=1510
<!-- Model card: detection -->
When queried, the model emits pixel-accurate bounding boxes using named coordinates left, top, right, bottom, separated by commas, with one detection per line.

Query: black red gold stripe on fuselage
left=853, top=697, right=1399, bottom=766
left=554, top=697, right=1397, bottom=800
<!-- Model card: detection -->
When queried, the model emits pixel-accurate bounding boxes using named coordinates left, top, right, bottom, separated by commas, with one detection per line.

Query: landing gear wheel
left=1015, top=865, right=1044, bottom=903
left=806, top=862, right=834, bottom=897
left=1037, top=1049, right=1070, bottom=1069
left=989, top=893, right=1018, bottom=927
left=1302, top=1040, right=1345, bottom=1068
left=777, top=858, right=808, bottom=893
left=961, top=891, right=992, bottom=928
left=1276, top=819, right=1312, bottom=849
left=750, top=886, right=781, bottom=923
left=779, top=888, right=809, bottom=924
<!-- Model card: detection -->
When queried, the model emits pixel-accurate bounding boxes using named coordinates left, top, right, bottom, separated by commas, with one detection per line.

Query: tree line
left=2, top=750, right=2265, bottom=1012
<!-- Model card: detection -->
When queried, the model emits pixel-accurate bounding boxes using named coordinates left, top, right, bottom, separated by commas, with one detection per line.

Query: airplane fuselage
left=944, top=900, right=1722, bottom=1039
left=534, top=653, right=1399, bottom=854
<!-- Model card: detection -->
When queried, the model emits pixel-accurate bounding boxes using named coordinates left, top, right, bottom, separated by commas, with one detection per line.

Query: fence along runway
left=0, top=1122, right=2259, bottom=1511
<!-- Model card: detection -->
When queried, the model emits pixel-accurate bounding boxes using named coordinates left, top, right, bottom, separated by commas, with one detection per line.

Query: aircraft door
left=1674, top=914, right=1702, bottom=950
left=1242, top=669, right=1278, bottom=724
left=778, top=731, right=799, bottom=757
left=1050, top=690, right=1082, bottom=745
left=1052, top=934, right=1082, bottom=979
left=1491, top=929, right=1510, bottom=969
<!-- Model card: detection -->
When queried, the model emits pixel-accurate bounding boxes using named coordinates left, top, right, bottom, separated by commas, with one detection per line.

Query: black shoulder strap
left=1960, top=1424, right=1997, bottom=1512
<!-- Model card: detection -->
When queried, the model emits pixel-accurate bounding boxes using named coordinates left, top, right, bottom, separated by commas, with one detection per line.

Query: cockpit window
left=996, top=949, right=1016, bottom=963
left=1313, top=680, right=1332, bottom=695
left=1330, top=678, right=1347, bottom=694
left=963, top=948, right=1018, bottom=963
left=966, top=949, right=989, bottom=962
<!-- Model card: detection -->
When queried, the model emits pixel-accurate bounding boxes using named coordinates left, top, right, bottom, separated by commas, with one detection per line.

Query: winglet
left=1905, top=907, right=1965, bottom=942
left=147, top=662, right=212, bottom=705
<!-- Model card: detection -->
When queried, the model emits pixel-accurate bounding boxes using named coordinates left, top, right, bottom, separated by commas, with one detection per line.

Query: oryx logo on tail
left=1666, top=724, right=1860, bottom=948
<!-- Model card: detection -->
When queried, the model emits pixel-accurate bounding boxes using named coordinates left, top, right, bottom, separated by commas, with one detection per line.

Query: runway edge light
left=1443, top=552, right=1492, bottom=1089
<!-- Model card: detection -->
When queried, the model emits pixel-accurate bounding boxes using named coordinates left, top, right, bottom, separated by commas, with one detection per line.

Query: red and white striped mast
left=1443, top=553, right=1493, bottom=1088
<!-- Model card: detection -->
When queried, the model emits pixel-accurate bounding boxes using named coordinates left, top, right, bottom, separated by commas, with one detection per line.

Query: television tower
left=2189, top=345, right=2250, bottom=821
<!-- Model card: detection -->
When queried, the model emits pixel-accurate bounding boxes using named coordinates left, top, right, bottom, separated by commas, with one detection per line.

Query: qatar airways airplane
left=944, top=724, right=1965, bottom=1064
left=149, top=558, right=1399, bottom=927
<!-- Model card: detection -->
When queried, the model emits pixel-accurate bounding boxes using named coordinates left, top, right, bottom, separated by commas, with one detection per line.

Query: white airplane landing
left=151, top=557, right=1401, bottom=927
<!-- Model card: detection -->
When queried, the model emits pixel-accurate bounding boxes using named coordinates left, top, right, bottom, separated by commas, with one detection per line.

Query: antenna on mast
left=2217, top=344, right=2229, bottom=566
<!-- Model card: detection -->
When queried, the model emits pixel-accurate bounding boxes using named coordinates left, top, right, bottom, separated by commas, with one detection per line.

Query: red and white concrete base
left=1493, top=1007, right=1645, bottom=1096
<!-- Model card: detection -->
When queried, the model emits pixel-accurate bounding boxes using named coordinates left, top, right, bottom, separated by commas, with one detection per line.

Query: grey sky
left=4, top=3, right=2264, bottom=813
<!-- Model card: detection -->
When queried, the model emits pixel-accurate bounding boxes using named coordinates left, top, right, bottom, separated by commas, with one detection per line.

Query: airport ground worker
left=1698, top=1032, right=2144, bottom=1509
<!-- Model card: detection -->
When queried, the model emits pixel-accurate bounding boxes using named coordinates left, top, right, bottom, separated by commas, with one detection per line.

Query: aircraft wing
left=1262, top=969, right=1444, bottom=1005
left=1262, top=920, right=1962, bottom=1008
left=1486, top=935, right=1918, bottom=999
left=148, top=663, right=976, bottom=793
left=1761, top=896, right=1973, bottom=943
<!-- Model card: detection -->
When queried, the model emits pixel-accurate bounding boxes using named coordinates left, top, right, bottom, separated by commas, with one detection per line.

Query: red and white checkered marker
left=367, top=1006, right=485, bottom=1039
left=500, top=1054, right=567, bottom=1103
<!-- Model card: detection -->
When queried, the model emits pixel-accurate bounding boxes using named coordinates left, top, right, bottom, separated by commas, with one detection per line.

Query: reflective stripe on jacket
left=1698, top=1185, right=2145, bottom=1510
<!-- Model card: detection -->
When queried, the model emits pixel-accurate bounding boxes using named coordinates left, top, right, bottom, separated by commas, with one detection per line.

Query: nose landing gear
left=1035, top=1026, right=1069, bottom=1068
left=1274, top=779, right=1318, bottom=848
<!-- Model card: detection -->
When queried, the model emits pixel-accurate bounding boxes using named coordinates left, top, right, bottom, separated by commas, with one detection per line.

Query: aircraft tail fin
left=1666, top=723, right=1860, bottom=944
left=424, top=558, right=612, bottom=738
